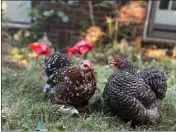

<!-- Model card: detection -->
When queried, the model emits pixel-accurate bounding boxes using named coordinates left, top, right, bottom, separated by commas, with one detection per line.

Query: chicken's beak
left=89, top=65, right=94, bottom=71
left=108, top=59, right=116, bottom=65
left=87, top=61, right=94, bottom=70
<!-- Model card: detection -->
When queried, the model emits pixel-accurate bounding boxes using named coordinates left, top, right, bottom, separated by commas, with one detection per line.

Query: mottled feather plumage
left=137, top=68, right=167, bottom=100
left=45, top=59, right=96, bottom=108
left=43, top=52, right=72, bottom=77
left=103, top=55, right=167, bottom=125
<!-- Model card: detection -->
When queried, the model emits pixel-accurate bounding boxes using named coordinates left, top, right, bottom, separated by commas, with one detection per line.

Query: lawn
left=1, top=57, right=176, bottom=131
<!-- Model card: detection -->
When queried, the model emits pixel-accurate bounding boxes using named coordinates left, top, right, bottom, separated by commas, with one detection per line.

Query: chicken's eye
left=117, top=59, right=121, bottom=63
left=83, top=64, right=88, bottom=67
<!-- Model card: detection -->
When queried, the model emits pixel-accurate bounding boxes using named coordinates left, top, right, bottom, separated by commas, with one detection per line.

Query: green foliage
left=167, top=71, right=176, bottom=107
left=87, top=41, right=139, bottom=66
left=118, top=22, right=137, bottom=39
left=57, top=10, right=69, bottom=23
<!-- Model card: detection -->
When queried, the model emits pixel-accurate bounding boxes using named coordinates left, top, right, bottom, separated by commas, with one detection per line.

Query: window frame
left=143, top=1, right=176, bottom=43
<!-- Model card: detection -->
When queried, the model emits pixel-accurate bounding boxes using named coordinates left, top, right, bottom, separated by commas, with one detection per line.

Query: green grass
left=2, top=61, right=176, bottom=131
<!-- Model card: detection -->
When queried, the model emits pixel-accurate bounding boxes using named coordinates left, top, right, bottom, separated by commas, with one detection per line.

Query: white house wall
left=4, top=1, right=31, bottom=23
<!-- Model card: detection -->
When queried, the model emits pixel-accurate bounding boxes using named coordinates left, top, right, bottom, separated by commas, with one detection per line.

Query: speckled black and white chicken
left=43, top=52, right=72, bottom=77
left=43, top=52, right=73, bottom=96
left=103, top=55, right=167, bottom=125
left=43, top=52, right=96, bottom=112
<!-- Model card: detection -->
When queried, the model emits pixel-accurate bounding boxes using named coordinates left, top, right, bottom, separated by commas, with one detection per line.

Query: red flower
left=28, top=42, right=51, bottom=56
left=67, top=40, right=93, bottom=56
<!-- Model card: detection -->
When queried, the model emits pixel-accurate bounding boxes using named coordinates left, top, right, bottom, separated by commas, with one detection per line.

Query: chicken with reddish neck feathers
left=103, top=55, right=167, bottom=126
left=45, top=60, right=96, bottom=109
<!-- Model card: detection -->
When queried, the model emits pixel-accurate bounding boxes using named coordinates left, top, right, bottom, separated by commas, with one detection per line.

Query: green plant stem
left=88, top=1, right=95, bottom=26
left=108, top=22, right=112, bottom=38
left=113, top=18, right=119, bottom=46
left=113, top=3, right=119, bottom=46
left=35, top=56, right=43, bottom=68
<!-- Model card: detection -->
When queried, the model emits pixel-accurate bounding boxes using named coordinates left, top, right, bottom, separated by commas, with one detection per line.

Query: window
left=172, top=1, right=176, bottom=10
left=4, top=1, right=31, bottom=24
left=159, top=1, right=169, bottom=10
left=144, top=1, right=176, bottom=42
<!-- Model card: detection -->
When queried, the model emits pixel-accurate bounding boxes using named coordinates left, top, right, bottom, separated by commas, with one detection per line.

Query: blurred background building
left=2, top=1, right=176, bottom=50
